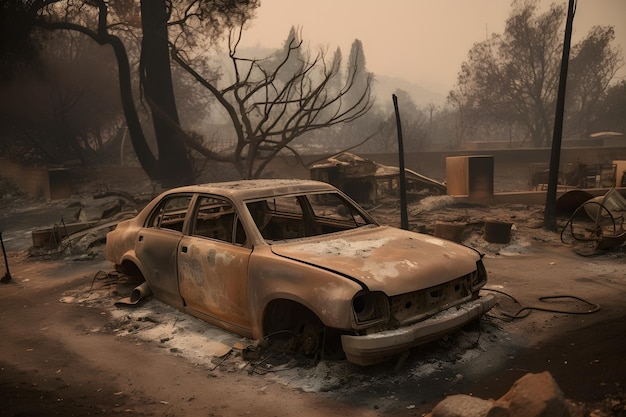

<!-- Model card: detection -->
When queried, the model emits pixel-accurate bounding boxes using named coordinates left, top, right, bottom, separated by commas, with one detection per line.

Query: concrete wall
left=278, top=146, right=626, bottom=193
left=3, top=145, right=625, bottom=199
left=0, top=159, right=72, bottom=200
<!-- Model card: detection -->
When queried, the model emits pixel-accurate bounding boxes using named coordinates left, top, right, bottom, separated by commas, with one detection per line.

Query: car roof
left=164, top=179, right=339, bottom=201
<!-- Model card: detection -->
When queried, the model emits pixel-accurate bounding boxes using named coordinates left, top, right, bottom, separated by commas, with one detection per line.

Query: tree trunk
left=37, top=14, right=160, bottom=179
left=107, top=35, right=158, bottom=178
left=140, top=0, right=193, bottom=186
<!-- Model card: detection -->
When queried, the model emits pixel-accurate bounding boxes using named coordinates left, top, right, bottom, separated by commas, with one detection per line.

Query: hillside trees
left=313, top=39, right=380, bottom=154
left=566, top=26, right=623, bottom=136
left=594, top=81, right=626, bottom=134
left=356, top=89, right=428, bottom=154
left=449, top=0, right=622, bottom=147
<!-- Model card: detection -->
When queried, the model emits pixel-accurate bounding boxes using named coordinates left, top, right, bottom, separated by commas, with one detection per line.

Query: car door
left=135, top=193, right=193, bottom=308
left=177, top=195, right=252, bottom=332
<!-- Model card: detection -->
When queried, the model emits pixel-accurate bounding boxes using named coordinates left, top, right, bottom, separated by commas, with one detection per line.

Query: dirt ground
left=0, top=166, right=625, bottom=417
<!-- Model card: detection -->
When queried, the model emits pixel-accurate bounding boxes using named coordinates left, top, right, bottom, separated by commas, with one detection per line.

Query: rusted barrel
left=483, top=221, right=512, bottom=243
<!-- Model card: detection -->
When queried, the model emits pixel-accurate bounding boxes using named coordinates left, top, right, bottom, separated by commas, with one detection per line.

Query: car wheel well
left=262, top=299, right=344, bottom=360
left=118, top=260, right=144, bottom=282
left=262, top=299, right=318, bottom=337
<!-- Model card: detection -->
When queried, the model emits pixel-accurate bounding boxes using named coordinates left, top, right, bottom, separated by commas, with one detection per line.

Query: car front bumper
left=341, top=293, right=496, bottom=366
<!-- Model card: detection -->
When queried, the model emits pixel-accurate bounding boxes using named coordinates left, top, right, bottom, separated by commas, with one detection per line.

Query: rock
left=426, top=372, right=585, bottom=417
left=499, top=372, right=569, bottom=417
left=429, top=395, right=508, bottom=417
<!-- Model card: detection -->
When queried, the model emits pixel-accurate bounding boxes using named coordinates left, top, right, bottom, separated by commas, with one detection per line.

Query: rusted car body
left=106, top=179, right=495, bottom=365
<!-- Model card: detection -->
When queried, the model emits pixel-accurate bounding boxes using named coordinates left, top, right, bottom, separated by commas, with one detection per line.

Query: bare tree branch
left=172, top=25, right=374, bottom=179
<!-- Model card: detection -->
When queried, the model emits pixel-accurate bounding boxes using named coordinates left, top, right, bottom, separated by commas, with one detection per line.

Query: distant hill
left=230, top=46, right=448, bottom=108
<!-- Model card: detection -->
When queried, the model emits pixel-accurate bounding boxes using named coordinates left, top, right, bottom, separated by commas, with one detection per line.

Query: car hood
left=270, top=226, right=481, bottom=295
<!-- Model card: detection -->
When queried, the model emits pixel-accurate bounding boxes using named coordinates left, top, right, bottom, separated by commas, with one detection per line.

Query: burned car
left=106, top=179, right=495, bottom=365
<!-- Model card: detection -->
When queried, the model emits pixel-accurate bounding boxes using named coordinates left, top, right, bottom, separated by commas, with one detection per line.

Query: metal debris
left=560, top=188, right=626, bottom=255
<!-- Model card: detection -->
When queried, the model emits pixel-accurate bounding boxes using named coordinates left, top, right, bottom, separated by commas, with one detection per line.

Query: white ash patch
left=287, top=237, right=390, bottom=257
left=59, top=273, right=509, bottom=408
left=410, top=196, right=457, bottom=215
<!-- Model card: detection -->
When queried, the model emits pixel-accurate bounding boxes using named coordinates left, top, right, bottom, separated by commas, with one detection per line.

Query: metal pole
left=0, top=231, right=12, bottom=283
left=393, top=94, right=409, bottom=230
left=544, top=0, right=576, bottom=231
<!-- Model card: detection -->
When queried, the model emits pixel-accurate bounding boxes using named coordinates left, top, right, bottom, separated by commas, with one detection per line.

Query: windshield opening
left=245, top=191, right=375, bottom=242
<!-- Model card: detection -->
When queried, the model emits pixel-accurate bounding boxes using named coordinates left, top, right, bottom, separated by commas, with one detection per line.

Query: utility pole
left=544, top=0, right=576, bottom=231
left=393, top=94, right=409, bottom=230
left=1, top=231, right=12, bottom=283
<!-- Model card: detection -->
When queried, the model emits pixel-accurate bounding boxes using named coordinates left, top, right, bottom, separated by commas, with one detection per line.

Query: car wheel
left=291, top=318, right=344, bottom=361
left=263, top=300, right=344, bottom=361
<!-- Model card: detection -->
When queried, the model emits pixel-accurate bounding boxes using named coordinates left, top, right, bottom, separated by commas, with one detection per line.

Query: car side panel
left=246, top=246, right=363, bottom=339
left=178, top=236, right=252, bottom=330
left=105, top=219, right=138, bottom=264
left=135, top=227, right=184, bottom=308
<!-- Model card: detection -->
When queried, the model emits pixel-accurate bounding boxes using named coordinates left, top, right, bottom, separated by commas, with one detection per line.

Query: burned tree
left=449, top=0, right=621, bottom=148
left=1, top=0, right=259, bottom=186
left=172, top=28, right=374, bottom=179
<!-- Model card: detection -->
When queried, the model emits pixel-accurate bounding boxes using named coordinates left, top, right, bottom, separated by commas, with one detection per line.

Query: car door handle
left=181, top=246, right=188, bottom=253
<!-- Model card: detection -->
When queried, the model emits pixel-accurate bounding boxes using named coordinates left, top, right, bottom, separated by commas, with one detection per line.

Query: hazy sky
left=239, top=0, right=626, bottom=97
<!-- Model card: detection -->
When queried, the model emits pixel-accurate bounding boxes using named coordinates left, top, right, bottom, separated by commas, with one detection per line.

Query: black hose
left=482, top=288, right=600, bottom=319
left=560, top=200, right=619, bottom=245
